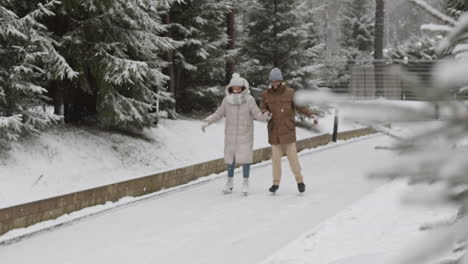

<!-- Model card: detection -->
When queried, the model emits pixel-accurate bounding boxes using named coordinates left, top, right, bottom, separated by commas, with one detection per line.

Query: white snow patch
left=0, top=115, right=359, bottom=208
left=262, top=180, right=458, bottom=264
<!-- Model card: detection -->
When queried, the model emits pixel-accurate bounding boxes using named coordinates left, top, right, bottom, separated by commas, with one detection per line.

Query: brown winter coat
left=205, top=87, right=267, bottom=164
left=261, top=82, right=315, bottom=145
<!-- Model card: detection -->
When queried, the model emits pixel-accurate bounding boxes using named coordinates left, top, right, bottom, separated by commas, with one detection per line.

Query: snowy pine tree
left=309, top=0, right=375, bottom=94
left=186, top=0, right=232, bottom=86
left=386, top=35, right=438, bottom=60
left=385, top=4, right=468, bottom=256
left=51, top=0, right=182, bottom=131
left=297, top=1, right=468, bottom=262
left=443, top=0, right=468, bottom=19
left=169, top=0, right=232, bottom=86
left=340, top=0, right=375, bottom=58
left=242, top=0, right=323, bottom=89
left=0, top=0, right=76, bottom=148
left=164, top=0, right=232, bottom=112
left=374, top=2, right=468, bottom=261
left=288, top=2, right=326, bottom=89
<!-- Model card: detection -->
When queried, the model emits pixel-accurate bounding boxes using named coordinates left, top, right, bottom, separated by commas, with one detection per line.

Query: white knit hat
left=228, top=73, right=249, bottom=90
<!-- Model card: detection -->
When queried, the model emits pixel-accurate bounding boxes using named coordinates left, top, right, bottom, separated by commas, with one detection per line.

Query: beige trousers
left=271, top=143, right=304, bottom=185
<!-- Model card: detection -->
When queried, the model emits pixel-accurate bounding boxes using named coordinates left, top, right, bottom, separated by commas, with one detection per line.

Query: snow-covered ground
left=262, top=180, right=457, bottom=264
left=0, top=134, right=398, bottom=264
left=0, top=114, right=359, bottom=209
left=1, top=126, right=458, bottom=264
left=261, top=120, right=462, bottom=264
left=2, top=101, right=457, bottom=264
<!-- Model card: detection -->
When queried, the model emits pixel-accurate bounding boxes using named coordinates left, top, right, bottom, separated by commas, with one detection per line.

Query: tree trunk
left=164, top=11, right=177, bottom=113
left=325, top=2, right=329, bottom=58
left=374, top=0, right=385, bottom=97
left=175, top=66, right=183, bottom=111
left=53, top=81, right=65, bottom=117
left=46, top=13, right=68, bottom=121
left=273, top=0, right=279, bottom=67
left=326, top=0, right=340, bottom=58
left=374, top=0, right=385, bottom=60
left=225, top=5, right=236, bottom=83
left=165, top=12, right=176, bottom=97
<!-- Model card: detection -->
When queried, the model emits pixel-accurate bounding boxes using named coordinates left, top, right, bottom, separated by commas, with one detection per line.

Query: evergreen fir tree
left=169, top=0, right=232, bottom=88
left=386, top=35, right=438, bottom=60
left=443, top=0, right=468, bottom=19
left=54, top=0, right=182, bottom=130
left=300, top=2, right=468, bottom=261
left=289, top=1, right=326, bottom=89
left=352, top=1, right=468, bottom=262
left=0, top=0, right=76, bottom=148
left=164, top=0, right=232, bottom=112
left=340, top=0, right=375, bottom=58
left=242, top=0, right=323, bottom=89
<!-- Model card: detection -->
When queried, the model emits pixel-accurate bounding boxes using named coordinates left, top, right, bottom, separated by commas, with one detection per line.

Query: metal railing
left=311, top=59, right=468, bottom=101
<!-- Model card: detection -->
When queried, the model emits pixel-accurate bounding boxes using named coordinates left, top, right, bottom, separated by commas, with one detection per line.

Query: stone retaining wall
left=0, top=128, right=377, bottom=236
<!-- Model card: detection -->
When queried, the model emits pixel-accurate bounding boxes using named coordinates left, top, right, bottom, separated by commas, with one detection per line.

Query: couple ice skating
left=202, top=68, right=318, bottom=195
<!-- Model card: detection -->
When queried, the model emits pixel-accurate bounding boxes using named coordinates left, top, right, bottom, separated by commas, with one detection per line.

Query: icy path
left=262, top=180, right=457, bottom=264
left=0, top=135, right=398, bottom=264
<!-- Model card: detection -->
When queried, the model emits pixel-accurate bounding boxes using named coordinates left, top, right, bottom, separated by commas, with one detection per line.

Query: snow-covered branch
left=421, top=23, right=453, bottom=34
left=294, top=89, right=437, bottom=123
left=409, top=0, right=457, bottom=26
left=436, top=13, right=468, bottom=56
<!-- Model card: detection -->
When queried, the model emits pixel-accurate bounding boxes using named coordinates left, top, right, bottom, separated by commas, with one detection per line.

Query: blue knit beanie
left=269, top=68, right=283, bottom=81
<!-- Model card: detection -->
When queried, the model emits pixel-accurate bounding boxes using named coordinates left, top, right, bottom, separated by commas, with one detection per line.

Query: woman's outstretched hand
left=201, top=121, right=208, bottom=133
left=263, top=111, right=272, bottom=121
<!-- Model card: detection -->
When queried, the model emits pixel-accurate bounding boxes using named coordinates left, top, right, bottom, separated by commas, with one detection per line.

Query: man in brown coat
left=261, top=68, right=318, bottom=194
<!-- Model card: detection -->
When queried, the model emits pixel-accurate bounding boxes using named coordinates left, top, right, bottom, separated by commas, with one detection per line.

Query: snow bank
left=0, top=115, right=358, bottom=208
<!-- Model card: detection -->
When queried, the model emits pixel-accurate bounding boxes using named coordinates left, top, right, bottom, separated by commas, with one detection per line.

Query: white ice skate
left=242, top=178, right=249, bottom=196
left=223, top=177, right=234, bottom=194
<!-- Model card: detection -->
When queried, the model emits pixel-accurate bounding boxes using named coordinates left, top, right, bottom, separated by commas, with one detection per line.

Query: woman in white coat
left=202, top=73, right=271, bottom=195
